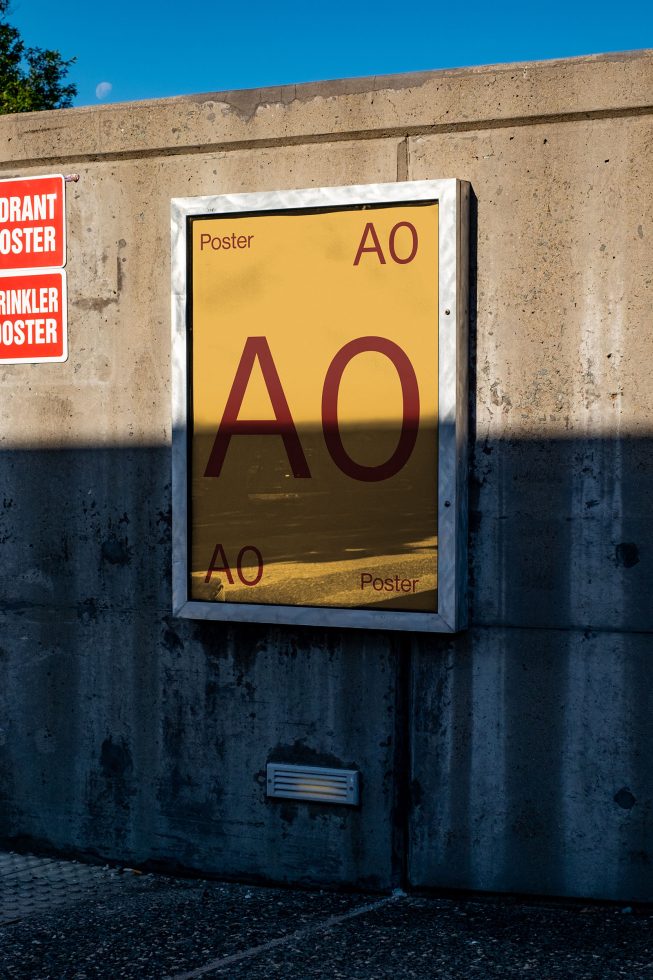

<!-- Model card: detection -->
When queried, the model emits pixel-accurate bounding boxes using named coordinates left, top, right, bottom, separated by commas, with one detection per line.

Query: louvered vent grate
left=266, top=763, right=360, bottom=806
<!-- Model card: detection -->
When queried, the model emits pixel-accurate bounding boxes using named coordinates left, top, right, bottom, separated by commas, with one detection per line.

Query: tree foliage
left=0, top=0, right=76, bottom=113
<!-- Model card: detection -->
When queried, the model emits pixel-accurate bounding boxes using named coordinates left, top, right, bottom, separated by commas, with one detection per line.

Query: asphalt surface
left=1, top=851, right=652, bottom=978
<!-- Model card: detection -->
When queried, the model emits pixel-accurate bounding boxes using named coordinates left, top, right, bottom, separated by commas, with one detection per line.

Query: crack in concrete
left=169, top=892, right=403, bottom=979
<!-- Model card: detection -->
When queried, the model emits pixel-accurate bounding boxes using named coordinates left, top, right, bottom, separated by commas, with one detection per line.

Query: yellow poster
left=190, top=201, right=438, bottom=612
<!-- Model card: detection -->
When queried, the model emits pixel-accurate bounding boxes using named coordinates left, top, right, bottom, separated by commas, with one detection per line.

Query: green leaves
left=0, top=1, right=76, bottom=113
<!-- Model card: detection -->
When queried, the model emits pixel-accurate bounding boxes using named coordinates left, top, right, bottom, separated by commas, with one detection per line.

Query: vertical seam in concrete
left=391, top=637, right=413, bottom=889
left=397, top=137, right=410, bottom=181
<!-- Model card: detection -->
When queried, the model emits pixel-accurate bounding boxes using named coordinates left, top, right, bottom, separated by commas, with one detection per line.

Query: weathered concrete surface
left=407, top=115, right=653, bottom=630
left=0, top=51, right=652, bottom=899
left=403, top=86, right=653, bottom=898
left=0, top=448, right=403, bottom=888
left=410, top=627, right=653, bottom=901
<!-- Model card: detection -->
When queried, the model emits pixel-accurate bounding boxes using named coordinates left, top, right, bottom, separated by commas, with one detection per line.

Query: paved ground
left=1, top=851, right=652, bottom=978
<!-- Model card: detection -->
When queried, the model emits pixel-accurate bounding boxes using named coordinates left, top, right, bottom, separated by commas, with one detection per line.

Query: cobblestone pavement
left=0, top=852, right=155, bottom=925
left=1, top=851, right=653, bottom=978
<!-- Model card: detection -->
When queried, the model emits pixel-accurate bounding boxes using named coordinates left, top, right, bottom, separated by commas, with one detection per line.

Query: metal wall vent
left=266, top=763, right=360, bottom=806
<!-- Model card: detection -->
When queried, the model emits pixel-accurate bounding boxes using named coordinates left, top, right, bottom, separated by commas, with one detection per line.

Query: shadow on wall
left=409, top=427, right=653, bottom=902
left=0, top=431, right=650, bottom=899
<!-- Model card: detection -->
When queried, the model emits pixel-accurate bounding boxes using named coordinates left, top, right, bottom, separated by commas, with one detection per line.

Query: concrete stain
left=615, top=542, right=640, bottom=569
left=100, top=739, right=133, bottom=780
left=614, top=788, right=637, bottom=810
left=73, top=296, right=118, bottom=313
left=268, top=740, right=352, bottom=771
left=161, top=618, right=184, bottom=654
left=77, top=597, right=99, bottom=623
left=101, top=537, right=133, bottom=567
left=91, top=738, right=136, bottom=819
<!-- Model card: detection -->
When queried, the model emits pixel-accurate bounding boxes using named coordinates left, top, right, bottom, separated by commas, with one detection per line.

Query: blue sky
left=11, top=0, right=653, bottom=107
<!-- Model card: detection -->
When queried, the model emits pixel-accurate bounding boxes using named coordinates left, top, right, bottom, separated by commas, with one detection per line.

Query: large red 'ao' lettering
left=203, top=337, right=310, bottom=478
left=353, top=221, right=419, bottom=265
left=321, top=337, right=420, bottom=481
left=203, top=336, right=422, bottom=482
left=205, top=543, right=264, bottom=586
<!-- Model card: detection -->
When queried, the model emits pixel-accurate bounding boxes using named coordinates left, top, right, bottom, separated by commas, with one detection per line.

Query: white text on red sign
left=0, top=269, right=67, bottom=363
left=0, top=175, right=66, bottom=271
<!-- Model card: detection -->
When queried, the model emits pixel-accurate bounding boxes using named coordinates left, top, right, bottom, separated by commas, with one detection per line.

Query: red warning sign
left=0, top=174, right=66, bottom=271
left=0, top=269, right=67, bottom=363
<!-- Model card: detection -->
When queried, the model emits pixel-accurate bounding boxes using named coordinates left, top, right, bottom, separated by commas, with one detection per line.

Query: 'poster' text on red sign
left=0, top=175, right=66, bottom=271
left=0, top=269, right=67, bottom=363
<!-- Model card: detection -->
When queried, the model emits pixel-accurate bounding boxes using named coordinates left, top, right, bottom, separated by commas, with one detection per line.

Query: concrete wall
left=0, top=50, right=652, bottom=900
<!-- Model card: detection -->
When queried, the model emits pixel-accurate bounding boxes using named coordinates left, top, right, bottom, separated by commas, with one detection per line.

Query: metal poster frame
left=171, top=179, right=469, bottom=633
